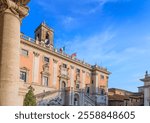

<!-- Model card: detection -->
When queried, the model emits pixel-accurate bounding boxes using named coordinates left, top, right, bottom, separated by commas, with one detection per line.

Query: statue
left=145, top=71, right=148, bottom=76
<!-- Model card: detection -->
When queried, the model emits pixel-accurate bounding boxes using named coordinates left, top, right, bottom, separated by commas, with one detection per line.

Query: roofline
left=108, top=88, right=138, bottom=94
left=34, top=23, right=54, bottom=33
left=21, top=37, right=110, bottom=75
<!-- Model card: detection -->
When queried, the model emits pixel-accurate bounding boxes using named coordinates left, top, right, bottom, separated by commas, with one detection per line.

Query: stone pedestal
left=0, top=0, right=30, bottom=106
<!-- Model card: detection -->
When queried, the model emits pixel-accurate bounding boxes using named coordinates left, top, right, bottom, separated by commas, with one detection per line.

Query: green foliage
left=23, top=87, right=36, bottom=106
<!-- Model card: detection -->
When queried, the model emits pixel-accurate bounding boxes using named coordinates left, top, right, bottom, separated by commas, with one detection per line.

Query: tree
left=23, top=86, right=36, bottom=106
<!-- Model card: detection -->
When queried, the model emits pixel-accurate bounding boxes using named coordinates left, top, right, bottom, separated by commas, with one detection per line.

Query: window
left=44, top=57, right=49, bottom=63
left=62, top=81, right=66, bottom=89
left=76, top=68, right=80, bottom=73
left=21, top=49, right=28, bottom=56
left=87, top=87, right=90, bottom=95
left=76, top=83, right=80, bottom=89
left=20, top=71, right=27, bottom=82
left=100, top=75, right=104, bottom=79
left=92, top=80, right=94, bottom=84
left=36, top=33, right=40, bottom=40
left=43, top=76, right=48, bottom=86
left=76, top=68, right=80, bottom=75
left=100, top=89, right=105, bottom=95
left=46, top=32, right=49, bottom=40
left=63, top=63, right=67, bottom=68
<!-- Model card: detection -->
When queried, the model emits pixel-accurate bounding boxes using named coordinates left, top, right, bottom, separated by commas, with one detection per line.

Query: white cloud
left=61, top=16, right=76, bottom=29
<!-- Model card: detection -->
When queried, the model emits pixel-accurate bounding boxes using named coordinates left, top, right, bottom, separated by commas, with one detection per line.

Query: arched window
left=45, top=32, right=50, bottom=45
left=87, top=87, right=90, bottom=95
left=62, top=81, right=66, bottom=89
left=46, top=32, right=49, bottom=40
left=100, top=89, right=105, bottom=95
left=74, top=94, right=79, bottom=106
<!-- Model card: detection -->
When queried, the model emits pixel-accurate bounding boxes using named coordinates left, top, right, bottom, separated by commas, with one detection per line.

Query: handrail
left=84, top=94, right=95, bottom=105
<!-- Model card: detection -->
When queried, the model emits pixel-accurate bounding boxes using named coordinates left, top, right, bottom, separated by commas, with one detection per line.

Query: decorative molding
left=43, top=63, right=49, bottom=70
left=20, top=67, right=29, bottom=71
left=0, top=0, right=30, bottom=20
left=53, top=59, right=58, bottom=63
left=70, top=65, right=74, bottom=69
left=33, top=51, right=40, bottom=57
left=82, top=70, right=85, bottom=73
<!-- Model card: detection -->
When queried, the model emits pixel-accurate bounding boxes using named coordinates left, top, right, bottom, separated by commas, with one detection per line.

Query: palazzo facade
left=19, top=23, right=110, bottom=106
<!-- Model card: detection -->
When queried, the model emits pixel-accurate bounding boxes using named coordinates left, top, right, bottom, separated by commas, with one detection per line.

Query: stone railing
left=21, top=34, right=108, bottom=72
left=21, top=33, right=35, bottom=42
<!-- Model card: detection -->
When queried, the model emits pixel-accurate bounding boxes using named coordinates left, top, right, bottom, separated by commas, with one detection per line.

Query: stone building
left=0, top=0, right=110, bottom=106
left=108, top=88, right=144, bottom=106
left=139, top=71, right=150, bottom=106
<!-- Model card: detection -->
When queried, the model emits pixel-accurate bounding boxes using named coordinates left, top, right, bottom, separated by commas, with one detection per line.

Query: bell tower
left=35, top=22, right=54, bottom=49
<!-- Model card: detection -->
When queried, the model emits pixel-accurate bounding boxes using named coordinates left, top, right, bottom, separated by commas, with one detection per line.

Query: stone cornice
left=0, top=0, right=30, bottom=20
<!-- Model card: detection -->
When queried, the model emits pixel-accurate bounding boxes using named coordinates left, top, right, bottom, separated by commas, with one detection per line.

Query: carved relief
left=0, top=3, right=8, bottom=12
left=53, top=59, right=58, bottom=63
left=0, top=0, right=30, bottom=19
left=43, top=63, right=49, bottom=73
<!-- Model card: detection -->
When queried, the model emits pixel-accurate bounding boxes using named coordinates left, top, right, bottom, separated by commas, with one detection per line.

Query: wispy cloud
left=35, top=0, right=131, bottom=29
left=36, top=0, right=128, bottom=15
left=56, top=27, right=117, bottom=64
left=55, top=26, right=150, bottom=91
left=61, top=16, right=77, bottom=29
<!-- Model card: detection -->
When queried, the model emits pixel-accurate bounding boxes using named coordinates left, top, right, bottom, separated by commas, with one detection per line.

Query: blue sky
left=21, top=0, right=150, bottom=92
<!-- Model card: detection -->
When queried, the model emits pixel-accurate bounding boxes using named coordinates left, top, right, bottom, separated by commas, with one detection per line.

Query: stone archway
left=60, top=80, right=68, bottom=90
left=74, top=93, right=80, bottom=106
left=60, top=81, right=67, bottom=105
left=62, top=81, right=66, bottom=89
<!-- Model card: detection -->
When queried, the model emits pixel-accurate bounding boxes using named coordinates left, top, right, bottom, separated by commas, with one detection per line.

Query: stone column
left=70, top=65, right=74, bottom=88
left=0, top=0, right=30, bottom=106
left=70, top=65, right=74, bottom=105
left=53, top=60, right=58, bottom=88
left=33, top=52, right=40, bottom=83
left=82, top=70, right=85, bottom=89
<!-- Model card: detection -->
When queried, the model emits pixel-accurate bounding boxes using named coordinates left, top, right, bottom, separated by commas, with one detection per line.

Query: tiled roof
left=108, top=94, right=129, bottom=101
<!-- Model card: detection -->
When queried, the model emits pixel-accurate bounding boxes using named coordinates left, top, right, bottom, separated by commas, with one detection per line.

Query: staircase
left=36, top=90, right=63, bottom=106
left=84, top=94, right=95, bottom=106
